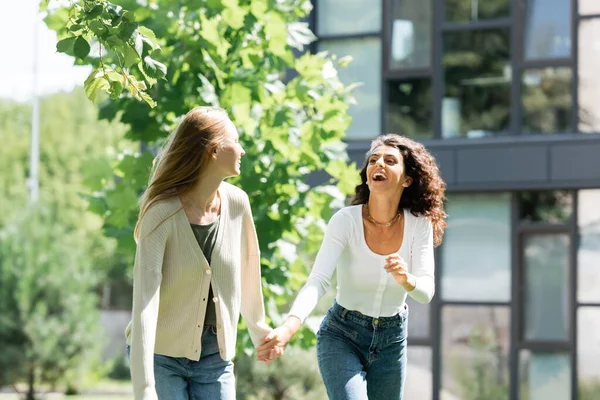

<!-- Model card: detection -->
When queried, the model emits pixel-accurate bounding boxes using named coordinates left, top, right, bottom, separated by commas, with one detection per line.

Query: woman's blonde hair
left=134, top=106, right=230, bottom=239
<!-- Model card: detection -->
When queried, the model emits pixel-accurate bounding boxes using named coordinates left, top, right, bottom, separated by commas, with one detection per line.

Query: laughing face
left=213, top=119, right=245, bottom=178
left=366, top=145, right=412, bottom=193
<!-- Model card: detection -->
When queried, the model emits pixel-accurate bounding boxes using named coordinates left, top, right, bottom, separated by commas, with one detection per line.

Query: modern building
left=310, top=1, right=600, bottom=399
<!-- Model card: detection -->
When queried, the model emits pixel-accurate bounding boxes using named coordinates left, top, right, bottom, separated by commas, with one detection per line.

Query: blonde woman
left=125, top=106, right=281, bottom=400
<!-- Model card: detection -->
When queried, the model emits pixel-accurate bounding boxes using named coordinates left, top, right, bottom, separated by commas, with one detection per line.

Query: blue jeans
left=316, top=301, right=408, bottom=400
left=127, top=326, right=235, bottom=400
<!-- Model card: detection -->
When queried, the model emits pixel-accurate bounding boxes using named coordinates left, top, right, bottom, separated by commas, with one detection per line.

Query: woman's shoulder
left=144, top=196, right=181, bottom=219
left=404, top=209, right=432, bottom=229
left=137, top=196, right=180, bottom=239
left=330, top=205, right=361, bottom=226
left=220, top=182, right=249, bottom=203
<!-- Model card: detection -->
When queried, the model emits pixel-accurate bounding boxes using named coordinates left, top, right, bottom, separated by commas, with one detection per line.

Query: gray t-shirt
left=190, top=216, right=220, bottom=326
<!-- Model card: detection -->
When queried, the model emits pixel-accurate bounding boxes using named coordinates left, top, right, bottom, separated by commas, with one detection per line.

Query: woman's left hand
left=385, top=254, right=415, bottom=290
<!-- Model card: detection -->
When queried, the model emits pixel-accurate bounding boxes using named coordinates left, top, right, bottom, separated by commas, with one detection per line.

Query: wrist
left=401, top=274, right=416, bottom=292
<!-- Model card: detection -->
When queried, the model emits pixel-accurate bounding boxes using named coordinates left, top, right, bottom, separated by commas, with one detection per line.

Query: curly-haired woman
left=258, top=134, right=447, bottom=399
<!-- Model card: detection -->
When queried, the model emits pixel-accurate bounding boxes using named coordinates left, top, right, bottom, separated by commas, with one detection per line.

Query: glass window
left=388, top=0, right=431, bottom=69
left=318, top=38, right=381, bottom=140
left=519, top=351, right=571, bottom=399
left=442, top=193, right=511, bottom=302
left=443, top=29, right=510, bottom=138
left=577, top=190, right=600, bottom=303
left=519, top=190, right=573, bottom=223
left=523, top=233, right=570, bottom=342
left=445, top=0, right=510, bottom=23
left=524, top=0, right=571, bottom=60
left=405, top=346, right=432, bottom=400
left=578, top=308, right=600, bottom=397
left=406, top=297, right=429, bottom=339
left=522, top=68, right=572, bottom=133
left=386, top=78, right=432, bottom=139
left=441, top=306, right=510, bottom=399
left=578, top=19, right=600, bottom=133
left=580, top=0, right=600, bottom=16
left=316, top=0, right=381, bottom=36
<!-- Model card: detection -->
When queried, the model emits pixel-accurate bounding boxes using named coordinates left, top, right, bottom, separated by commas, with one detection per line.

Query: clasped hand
left=255, top=326, right=294, bottom=363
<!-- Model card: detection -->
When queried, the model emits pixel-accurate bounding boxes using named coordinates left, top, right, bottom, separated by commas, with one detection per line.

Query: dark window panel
left=443, top=28, right=511, bottom=138
left=386, top=78, right=433, bottom=139
left=519, top=190, right=573, bottom=223
left=524, top=0, right=571, bottom=60
left=441, top=306, right=510, bottom=399
left=316, top=0, right=381, bottom=36
left=523, top=233, right=570, bottom=342
left=445, top=0, right=510, bottom=23
left=388, top=0, right=432, bottom=69
left=441, top=193, right=511, bottom=302
left=521, top=68, right=572, bottom=133
left=519, top=351, right=572, bottom=399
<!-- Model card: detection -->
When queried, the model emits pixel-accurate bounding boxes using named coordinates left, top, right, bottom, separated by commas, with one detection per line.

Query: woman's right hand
left=256, top=316, right=301, bottom=362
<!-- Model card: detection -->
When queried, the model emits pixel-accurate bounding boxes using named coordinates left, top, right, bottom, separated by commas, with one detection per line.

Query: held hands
left=385, top=253, right=416, bottom=292
left=256, top=329, right=285, bottom=363
left=256, top=316, right=302, bottom=363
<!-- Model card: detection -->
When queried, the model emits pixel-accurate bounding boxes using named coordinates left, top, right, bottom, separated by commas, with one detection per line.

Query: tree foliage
left=0, top=90, right=130, bottom=396
left=44, top=0, right=360, bottom=349
left=0, top=207, right=102, bottom=399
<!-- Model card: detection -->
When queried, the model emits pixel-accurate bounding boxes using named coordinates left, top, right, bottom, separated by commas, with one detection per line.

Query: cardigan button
left=205, top=270, right=211, bottom=275
left=213, top=297, right=219, bottom=303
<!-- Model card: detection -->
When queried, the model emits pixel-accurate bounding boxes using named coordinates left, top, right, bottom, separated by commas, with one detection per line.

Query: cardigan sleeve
left=129, top=205, right=170, bottom=400
left=407, top=216, right=435, bottom=304
left=287, top=209, right=353, bottom=322
left=239, top=195, right=271, bottom=347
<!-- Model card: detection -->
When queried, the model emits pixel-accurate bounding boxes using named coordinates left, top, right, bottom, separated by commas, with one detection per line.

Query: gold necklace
left=363, top=213, right=402, bottom=244
left=366, top=204, right=401, bottom=227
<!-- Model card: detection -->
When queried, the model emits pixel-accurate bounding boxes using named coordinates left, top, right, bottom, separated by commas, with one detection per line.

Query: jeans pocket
left=386, top=323, right=408, bottom=346
left=321, top=317, right=358, bottom=341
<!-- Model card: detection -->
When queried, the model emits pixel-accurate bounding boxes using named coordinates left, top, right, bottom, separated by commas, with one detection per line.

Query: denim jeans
left=127, top=326, right=235, bottom=400
left=316, top=301, right=408, bottom=400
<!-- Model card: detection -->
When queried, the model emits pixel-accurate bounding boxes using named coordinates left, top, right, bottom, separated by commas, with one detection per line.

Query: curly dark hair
left=351, top=134, right=447, bottom=247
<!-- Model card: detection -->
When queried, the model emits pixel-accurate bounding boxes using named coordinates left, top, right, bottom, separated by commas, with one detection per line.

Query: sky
left=0, top=1, right=91, bottom=102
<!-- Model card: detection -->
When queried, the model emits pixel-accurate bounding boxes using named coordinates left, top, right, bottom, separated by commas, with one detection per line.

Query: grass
left=0, top=380, right=132, bottom=400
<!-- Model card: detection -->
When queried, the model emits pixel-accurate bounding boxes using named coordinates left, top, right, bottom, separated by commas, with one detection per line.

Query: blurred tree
left=0, top=89, right=132, bottom=394
left=0, top=206, right=102, bottom=399
left=44, top=0, right=360, bottom=351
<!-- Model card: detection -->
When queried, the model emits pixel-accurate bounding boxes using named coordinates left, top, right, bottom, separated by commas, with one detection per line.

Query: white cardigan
left=125, top=182, right=270, bottom=399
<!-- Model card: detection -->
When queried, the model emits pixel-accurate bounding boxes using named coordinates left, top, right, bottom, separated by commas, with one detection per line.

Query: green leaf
left=68, top=24, right=85, bottom=33
left=250, top=0, right=268, bottom=19
left=140, top=92, right=156, bottom=108
left=109, top=80, right=123, bottom=99
left=142, top=56, right=167, bottom=79
left=123, top=44, right=139, bottom=68
left=73, top=36, right=91, bottom=59
left=56, top=37, right=76, bottom=53
left=84, top=70, right=110, bottom=103
left=138, top=26, right=159, bottom=49
left=89, top=20, right=108, bottom=37
left=85, top=5, right=104, bottom=20
left=222, top=0, right=246, bottom=30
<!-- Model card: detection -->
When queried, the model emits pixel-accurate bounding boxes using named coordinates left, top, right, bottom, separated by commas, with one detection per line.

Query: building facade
left=310, top=1, right=600, bottom=399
